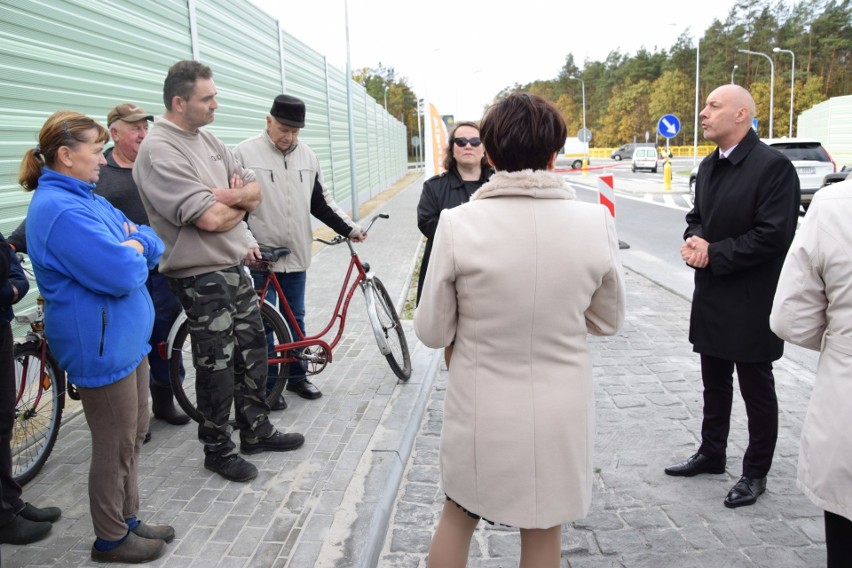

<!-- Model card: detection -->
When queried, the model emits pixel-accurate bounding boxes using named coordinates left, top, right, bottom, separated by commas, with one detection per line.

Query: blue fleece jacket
left=26, top=168, right=164, bottom=387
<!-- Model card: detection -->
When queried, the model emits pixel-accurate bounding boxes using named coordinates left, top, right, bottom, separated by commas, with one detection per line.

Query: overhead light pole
left=773, top=47, right=795, bottom=137
left=693, top=35, right=701, bottom=165
left=344, top=0, right=359, bottom=220
left=568, top=74, right=587, bottom=158
left=731, top=64, right=738, bottom=84
left=738, top=49, right=775, bottom=138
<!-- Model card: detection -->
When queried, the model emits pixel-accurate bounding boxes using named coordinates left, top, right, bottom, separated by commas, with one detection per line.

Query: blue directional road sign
left=658, top=114, right=681, bottom=139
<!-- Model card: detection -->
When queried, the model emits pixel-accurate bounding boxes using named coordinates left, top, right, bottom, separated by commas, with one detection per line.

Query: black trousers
left=697, top=354, right=778, bottom=479
left=0, top=321, right=24, bottom=528
left=826, top=511, right=852, bottom=568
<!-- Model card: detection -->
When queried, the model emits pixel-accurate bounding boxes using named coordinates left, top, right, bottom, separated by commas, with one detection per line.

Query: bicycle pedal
left=67, top=384, right=81, bottom=401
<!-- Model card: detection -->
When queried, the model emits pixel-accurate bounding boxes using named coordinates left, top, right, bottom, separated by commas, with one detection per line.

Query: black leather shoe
left=664, top=452, right=726, bottom=477
left=204, top=453, right=258, bottom=482
left=19, top=502, right=61, bottom=523
left=724, top=476, right=766, bottom=508
left=270, top=395, right=288, bottom=411
left=0, top=516, right=52, bottom=545
left=286, top=379, right=322, bottom=400
left=150, top=383, right=191, bottom=425
left=240, top=431, right=305, bottom=455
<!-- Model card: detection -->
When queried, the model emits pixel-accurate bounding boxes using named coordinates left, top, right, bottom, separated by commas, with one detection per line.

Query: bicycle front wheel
left=169, top=303, right=292, bottom=424
left=367, top=277, right=412, bottom=380
left=12, top=342, right=66, bottom=486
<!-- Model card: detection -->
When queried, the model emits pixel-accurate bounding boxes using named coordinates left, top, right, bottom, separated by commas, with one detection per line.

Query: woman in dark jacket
left=0, top=233, right=63, bottom=548
left=416, top=121, right=493, bottom=306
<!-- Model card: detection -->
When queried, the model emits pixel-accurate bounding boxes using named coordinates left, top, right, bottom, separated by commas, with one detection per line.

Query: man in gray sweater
left=134, top=60, right=304, bottom=483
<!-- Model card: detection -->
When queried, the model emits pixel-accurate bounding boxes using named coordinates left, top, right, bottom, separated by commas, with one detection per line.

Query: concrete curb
left=359, top=347, right=442, bottom=568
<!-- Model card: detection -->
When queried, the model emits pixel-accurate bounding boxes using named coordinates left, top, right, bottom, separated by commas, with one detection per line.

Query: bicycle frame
left=163, top=214, right=390, bottom=368
left=257, top=239, right=371, bottom=366
left=15, top=336, right=51, bottom=412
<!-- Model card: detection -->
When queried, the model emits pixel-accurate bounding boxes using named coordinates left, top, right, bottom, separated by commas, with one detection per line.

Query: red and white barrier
left=597, top=174, right=615, bottom=218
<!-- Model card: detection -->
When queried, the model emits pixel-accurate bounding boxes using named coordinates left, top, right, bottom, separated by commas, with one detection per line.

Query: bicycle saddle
left=259, top=246, right=291, bottom=262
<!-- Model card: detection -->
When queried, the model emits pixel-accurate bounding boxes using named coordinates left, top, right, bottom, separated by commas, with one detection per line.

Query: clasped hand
left=681, top=236, right=710, bottom=268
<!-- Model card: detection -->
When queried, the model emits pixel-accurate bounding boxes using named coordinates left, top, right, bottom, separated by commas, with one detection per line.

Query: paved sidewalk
left=381, top=269, right=826, bottom=567
left=5, top=175, right=826, bottom=568
left=4, top=174, right=428, bottom=568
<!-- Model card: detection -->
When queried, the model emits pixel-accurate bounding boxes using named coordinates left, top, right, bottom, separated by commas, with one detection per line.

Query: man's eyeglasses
left=453, top=137, right=481, bottom=148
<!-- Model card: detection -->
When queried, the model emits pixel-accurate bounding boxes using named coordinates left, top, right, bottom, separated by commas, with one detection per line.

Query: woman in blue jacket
left=19, top=110, right=172, bottom=564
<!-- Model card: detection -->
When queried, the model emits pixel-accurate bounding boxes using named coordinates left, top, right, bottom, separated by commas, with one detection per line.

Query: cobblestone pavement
left=381, top=270, right=826, bottom=568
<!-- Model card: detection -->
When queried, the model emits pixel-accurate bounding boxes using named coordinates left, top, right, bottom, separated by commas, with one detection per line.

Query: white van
left=559, top=137, right=588, bottom=170
left=632, top=146, right=658, bottom=173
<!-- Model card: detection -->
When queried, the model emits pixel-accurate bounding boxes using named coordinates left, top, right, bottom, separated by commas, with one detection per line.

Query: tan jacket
left=233, top=133, right=359, bottom=272
left=770, top=178, right=852, bottom=520
left=414, top=170, right=625, bottom=528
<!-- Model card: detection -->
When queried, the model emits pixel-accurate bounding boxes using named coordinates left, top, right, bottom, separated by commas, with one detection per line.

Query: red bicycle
left=167, top=214, right=411, bottom=423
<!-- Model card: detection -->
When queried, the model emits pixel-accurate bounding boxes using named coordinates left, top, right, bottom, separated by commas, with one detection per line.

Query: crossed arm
left=195, top=174, right=262, bottom=232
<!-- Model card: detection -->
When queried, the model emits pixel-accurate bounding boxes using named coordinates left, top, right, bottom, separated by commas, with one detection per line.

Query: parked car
left=631, top=146, right=658, bottom=173
left=611, top=142, right=654, bottom=161
left=763, top=138, right=836, bottom=210
left=820, top=166, right=850, bottom=188
left=688, top=140, right=836, bottom=210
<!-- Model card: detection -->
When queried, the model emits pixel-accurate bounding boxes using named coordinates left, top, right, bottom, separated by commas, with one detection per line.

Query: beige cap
left=107, top=103, right=153, bottom=127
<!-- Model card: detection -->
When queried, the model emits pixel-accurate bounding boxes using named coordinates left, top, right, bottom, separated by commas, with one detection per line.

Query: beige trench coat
left=414, top=170, right=625, bottom=529
left=770, top=178, right=852, bottom=521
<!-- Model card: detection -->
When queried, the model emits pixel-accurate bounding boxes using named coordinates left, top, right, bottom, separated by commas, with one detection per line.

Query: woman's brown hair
left=480, top=93, right=566, bottom=172
left=18, top=110, right=109, bottom=191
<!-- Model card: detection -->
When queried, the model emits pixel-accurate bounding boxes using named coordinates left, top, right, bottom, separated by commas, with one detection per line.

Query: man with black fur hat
left=235, top=95, right=364, bottom=404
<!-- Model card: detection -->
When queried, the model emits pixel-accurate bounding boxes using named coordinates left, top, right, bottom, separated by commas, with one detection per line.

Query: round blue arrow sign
left=657, top=114, right=681, bottom=139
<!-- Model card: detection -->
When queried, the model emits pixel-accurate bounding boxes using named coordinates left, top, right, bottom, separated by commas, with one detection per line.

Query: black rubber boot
left=149, top=382, right=190, bottom=426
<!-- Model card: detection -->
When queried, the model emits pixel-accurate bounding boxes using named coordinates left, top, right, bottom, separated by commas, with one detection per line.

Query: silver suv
left=763, top=138, right=836, bottom=210
left=688, top=139, right=836, bottom=210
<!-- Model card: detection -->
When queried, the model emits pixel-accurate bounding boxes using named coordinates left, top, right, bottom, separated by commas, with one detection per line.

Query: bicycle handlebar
left=314, top=213, right=389, bottom=246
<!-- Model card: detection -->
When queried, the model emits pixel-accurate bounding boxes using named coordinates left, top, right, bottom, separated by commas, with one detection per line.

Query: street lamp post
left=738, top=49, right=775, bottom=138
left=773, top=47, right=795, bottom=138
left=693, top=36, right=700, bottom=165
left=568, top=74, right=587, bottom=158
left=731, top=64, right=738, bottom=84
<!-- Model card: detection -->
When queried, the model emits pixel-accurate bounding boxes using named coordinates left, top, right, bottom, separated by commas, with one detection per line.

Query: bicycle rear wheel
left=12, top=342, right=66, bottom=486
left=169, top=302, right=292, bottom=424
left=367, top=277, right=412, bottom=380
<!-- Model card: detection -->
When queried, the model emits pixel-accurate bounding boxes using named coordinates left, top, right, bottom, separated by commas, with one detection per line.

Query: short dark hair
left=480, top=93, right=566, bottom=172
left=442, top=121, right=488, bottom=172
left=163, top=60, right=213, bottom=110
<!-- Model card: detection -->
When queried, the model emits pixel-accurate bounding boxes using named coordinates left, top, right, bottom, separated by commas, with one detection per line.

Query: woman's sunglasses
left=453, top=137, right=481, bottom=148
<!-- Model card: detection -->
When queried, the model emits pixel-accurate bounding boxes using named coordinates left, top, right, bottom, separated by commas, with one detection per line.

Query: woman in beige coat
left=770, top=177, right=852, bottom=568
left=414, top=93, right=625, bottom=568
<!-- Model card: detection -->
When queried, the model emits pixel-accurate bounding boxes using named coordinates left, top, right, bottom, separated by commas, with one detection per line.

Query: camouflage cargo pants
left=169, top=266, right=273, bottom=457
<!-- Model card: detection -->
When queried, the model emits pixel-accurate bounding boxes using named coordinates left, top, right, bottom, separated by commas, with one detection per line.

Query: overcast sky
left=251, top=0, right=752, bottom=121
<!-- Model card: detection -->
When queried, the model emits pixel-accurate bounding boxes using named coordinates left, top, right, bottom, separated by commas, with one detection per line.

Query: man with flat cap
left=235, top=94, right=365, bottom=403
left=98, top=103, right=190, bottom=434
